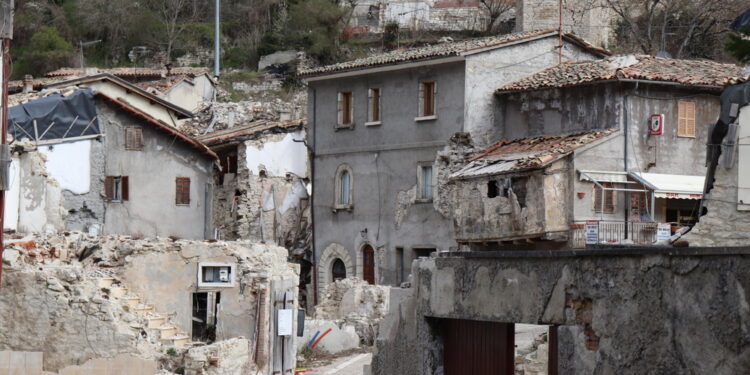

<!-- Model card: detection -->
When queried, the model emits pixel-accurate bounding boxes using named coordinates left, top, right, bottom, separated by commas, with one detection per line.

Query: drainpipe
left=623, top=91, right=631, bottom=238
left=310, top=87, right=318, bottom=306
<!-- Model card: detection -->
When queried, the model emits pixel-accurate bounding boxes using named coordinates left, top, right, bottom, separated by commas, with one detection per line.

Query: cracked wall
left=373, top=250, right=750, bottom=374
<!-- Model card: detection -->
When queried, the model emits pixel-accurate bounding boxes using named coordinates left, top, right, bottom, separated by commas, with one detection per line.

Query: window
left=334, top=165, right=353, bottom=210
left=176, top=177, right=191, bottom=205
left=367, top=88, right=381, bottom=125
left=417, top=163, right=434, bottom=201
left=104, top=176, right=128, bottom=202
left=487, top=180, right=499, bottom=198
left=417, top=81, right=437, bottom=120
left=331, top=258, right=346, bottom=281
left=125, top=126, right=144, bottom=150
left=677, top=101, right=696, bottom=137
left=337, top=91, right=354, bottom=128
left=593, top=182, right=616, bottom=213
left=197, top=263, right=235, bottom=287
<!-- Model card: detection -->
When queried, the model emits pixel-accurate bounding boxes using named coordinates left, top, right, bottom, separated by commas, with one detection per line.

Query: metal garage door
left=443, top=319, right=515, bottom=375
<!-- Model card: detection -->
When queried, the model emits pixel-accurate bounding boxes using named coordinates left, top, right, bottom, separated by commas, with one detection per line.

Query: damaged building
left=301, top=30, right=609, bottom=297
left=4, top=74, right=218, bottom=239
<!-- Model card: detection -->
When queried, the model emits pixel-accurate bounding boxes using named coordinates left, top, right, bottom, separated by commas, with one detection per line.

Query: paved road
left=305, top=352, right=372, bottom=375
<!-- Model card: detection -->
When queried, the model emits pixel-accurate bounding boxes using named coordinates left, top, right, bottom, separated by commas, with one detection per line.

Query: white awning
left=629, top=172, right=705, bottom=200
left=578, top=170, right=630, bottom=183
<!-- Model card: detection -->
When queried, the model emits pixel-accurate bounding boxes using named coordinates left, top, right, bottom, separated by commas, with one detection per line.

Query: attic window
left=176, top=177, right=191, bottom=206
left=125, top=126, right=144, bottom=150
left=105, top=176, right=129, bottom=202
left=677, top=101, right=696, bottom=138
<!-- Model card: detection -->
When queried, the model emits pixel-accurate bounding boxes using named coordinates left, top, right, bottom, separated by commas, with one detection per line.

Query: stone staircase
left=97, top=277, right=196, bottom=350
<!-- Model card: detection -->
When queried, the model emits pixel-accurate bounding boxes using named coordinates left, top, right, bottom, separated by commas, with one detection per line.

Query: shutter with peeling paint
left=176, top=177, right=191, bottom=205
left=121, top=176, right=129, bottom=201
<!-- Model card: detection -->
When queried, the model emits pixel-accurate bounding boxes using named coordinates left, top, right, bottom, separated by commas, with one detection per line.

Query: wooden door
left=444, top=319, right=514, bottom=375
left=362, top=245, right=375, bottom=284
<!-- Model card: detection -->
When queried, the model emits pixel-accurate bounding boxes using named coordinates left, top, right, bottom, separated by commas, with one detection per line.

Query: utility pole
left=214, top=0, right=220, bottom=78
left=0, top=0, right=14, bottom=289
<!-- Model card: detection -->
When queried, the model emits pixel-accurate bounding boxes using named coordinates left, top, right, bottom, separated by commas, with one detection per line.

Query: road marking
left=324, top=353, right=369, bottom=375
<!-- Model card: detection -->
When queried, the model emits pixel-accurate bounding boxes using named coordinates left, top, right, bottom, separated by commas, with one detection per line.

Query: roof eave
left=495, top=77, right=728, bottom=95
left=301, top=55, right=465, bottom=81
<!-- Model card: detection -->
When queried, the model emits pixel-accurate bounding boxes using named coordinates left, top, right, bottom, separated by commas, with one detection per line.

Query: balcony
left=570, top=221, right=661, bottom=248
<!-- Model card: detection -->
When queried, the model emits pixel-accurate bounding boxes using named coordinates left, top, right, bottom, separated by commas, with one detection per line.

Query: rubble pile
left=314, top=278, right=390, bottom=344
left=515, top=332, right=549, bottom=375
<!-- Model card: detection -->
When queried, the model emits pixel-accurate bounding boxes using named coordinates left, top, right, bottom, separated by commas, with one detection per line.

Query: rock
left=2, top=249, right=20, bottom=266
left=91, top=296, right=106, bottom=304
left=47, top=282, right=65, bottom=292
left=258, top=50, right=299, bottom=71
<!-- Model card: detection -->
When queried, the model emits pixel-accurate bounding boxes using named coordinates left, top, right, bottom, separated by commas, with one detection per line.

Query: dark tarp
left=731, top=8, right=750, bottom=31
left=8, top=88, right=100, bottom=142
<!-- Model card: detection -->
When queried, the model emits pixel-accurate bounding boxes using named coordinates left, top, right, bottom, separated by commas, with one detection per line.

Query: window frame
left=336, top=91, right=354, bottom=129
left=104, top=176, right=129, bottom=202
left=334, top=164, right=354, bottom=211
left=175, top=177, right=191, bottom=206
left=416, top=162, right=435, bottom=203
left=124, top=126, right=144, bottom=151
left=677, top=101, right=696, bottom=138
left=593, top=182, right=616, bottom=214
left=366, top=88, right=382, bottom=126
left=197, top=262, right=236, bottom=288
left=416, top=81, right=437, bottom=121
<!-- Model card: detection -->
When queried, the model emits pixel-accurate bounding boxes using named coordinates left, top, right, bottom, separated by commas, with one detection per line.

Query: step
left=134, top=304, right=155, bottom=316
left=146, top=315, right=167, bottom=329
left=122, top=296, right=141, bottom=309
left=159, top=326, right=178, bottom=340
left=110, top=286, right=128, bottom=298
left=97, top=277, right=116, bottom=288
left=172, top=334, right=191, bottom=349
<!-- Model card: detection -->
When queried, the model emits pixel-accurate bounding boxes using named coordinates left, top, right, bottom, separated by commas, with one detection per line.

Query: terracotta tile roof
left=497, top=55, right=749, bottom=93
left=45, top=67, right=210, bottom=78
left=197, top=118, right=306, bottom=146
left=299, top=30, right=610, bottom=77
left=452, top=129, right=618, bottom=179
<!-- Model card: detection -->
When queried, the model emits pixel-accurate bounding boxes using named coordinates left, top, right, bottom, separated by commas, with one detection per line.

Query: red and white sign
left=649, top=114, right=664, bottom=135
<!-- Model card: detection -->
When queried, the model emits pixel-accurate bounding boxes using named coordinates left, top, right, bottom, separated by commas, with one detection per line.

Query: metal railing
left=570, top=221, right=659, bottom=248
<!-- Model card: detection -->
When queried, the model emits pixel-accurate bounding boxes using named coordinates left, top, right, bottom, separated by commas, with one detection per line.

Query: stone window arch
left=318, top=243, right=355, bottom=293
left=334, top=164, right=353, bottom=210
left=331, top=258, right=347, bottom=281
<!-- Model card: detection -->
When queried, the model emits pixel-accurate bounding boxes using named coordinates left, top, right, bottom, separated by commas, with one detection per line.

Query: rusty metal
left=444, top=319, right=514, bottom=375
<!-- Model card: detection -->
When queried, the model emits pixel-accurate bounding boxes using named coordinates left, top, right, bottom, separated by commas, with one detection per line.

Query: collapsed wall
left=0, top=232, right=299, bottom=373
left=313, top=278, right=390, bottom=345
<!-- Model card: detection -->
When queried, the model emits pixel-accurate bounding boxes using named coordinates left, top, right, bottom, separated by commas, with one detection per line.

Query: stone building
left=300, top=30, right=608, bottom=298
left=515, top=0, right=614, bottom=48
left=4, top=74, right=218, bottom=239
left=437, top=55, right=744, bottom=249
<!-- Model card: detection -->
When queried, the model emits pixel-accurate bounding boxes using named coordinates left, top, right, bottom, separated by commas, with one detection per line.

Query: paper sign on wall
left=278, top=309, right=294, bottom=336
left=656, top=223, right=671, bottom=242
left=585, top=221, right=599, bottom=245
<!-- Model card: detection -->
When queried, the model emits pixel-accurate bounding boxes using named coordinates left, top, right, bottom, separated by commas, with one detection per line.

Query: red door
left=362, top=245, right=375, bottom=284
left=444, top=319, right=515, bottom=375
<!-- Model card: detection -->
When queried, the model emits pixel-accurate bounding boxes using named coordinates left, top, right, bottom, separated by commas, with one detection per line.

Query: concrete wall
left=16, top=152, right=66, bottom=234
left=98, top=100, right=214, bottom=239
left=162, top=74, right=215, bottom=112
left=308, top=62, right=465, bottom=288
left=373, top=249, right=750, bottom=374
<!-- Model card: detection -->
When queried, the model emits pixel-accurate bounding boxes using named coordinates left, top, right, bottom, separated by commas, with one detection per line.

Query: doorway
left=362, top=244, right=375, bottom=284
left=192, top=292, right=220, bottom=342
left=444, top=319, right=514, bottom=375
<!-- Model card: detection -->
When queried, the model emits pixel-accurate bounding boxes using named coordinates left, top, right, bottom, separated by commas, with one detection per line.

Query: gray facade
left=306, top=33, right=606, bottom=293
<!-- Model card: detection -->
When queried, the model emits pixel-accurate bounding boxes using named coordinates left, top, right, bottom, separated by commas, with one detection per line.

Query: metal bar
left=13, top=120, right=34, bottom=141
left=33, top=119, right=39, bottom=143
left=34, top=133, right=103, bottom=146
left=0, top=38, right=10, bottom=288
left=37, top=121, right=55, bottom=140
left=79, top=116, right=97, bottom=136
left=61, top=115, right=79, bottom=139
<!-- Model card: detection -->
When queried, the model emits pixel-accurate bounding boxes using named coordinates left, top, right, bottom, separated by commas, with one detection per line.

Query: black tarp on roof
left=8, top=88, right=100, bottom=142
left=731, top=8, right=750, bottom=31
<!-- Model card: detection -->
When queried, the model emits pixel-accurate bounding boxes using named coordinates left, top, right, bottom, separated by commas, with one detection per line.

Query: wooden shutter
left=176, top=177, right=190, bottom=205
left=104, top=176, right=114, bottom=201
left=678, top=101, right=696, bottom=137
left=418, top=83, right=425, bottom=116
left=337, top=92, right=344, bottom=126
left=125, top=127, right=143, bottom=150
left=121, top=176, right=129, bottom=201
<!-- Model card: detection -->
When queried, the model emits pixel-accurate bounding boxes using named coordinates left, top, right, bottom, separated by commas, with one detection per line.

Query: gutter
left=301, top=56, right=465, bottom=82
left=495, top=78, right=727, bottom=96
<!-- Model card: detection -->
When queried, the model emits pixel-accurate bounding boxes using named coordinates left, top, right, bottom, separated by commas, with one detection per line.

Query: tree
left=727, top=32, right=750, bottom=62
left=480, top=0, right=514, bottom=34
left=147, top=0, right=200, bottom=63
left=15, top=26, right=75, bottom=76
left=285, top=0, right=346, bottom=64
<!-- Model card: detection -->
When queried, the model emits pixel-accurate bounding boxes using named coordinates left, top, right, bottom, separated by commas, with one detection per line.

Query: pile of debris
left=314, top=278, right=390, bottom=345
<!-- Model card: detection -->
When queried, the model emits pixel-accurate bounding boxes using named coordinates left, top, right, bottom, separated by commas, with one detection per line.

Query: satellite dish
left=655, top=51, right=672, bottom=58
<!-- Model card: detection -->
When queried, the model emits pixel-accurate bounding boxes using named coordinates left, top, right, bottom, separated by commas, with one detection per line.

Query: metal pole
left=214, top=0, right=220, bottom=78
left=0, top=39, right=9, bottom=288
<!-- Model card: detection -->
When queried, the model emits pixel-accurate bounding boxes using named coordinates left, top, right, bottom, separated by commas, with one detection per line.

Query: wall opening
left=511, top=177, right=528, bottom=208
left=487, top=180, right=499, bottom=198
left=192, top=291, right=221, bottom=343
left=215, top=145, right=239, bottom=185
left=362, top=244, right=375, bottom=284
left=414, top=248, right=436, bottom=259
left=331, top=258, right=346, bottom=281
left=396, top=247, right=404, bottom=284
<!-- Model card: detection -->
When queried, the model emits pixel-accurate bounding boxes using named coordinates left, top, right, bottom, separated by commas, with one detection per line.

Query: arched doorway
left=362, top=245, right=375, bottom=284
left=331, top=258, right=347, bottom=281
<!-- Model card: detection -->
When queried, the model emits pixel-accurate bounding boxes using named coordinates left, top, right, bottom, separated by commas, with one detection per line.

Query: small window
left=197, top=263, right=235, bottom=287
left=125, top=126, right=144, bottom=150
left=487, top=180, right=499, bottom=198
left=176, top=177, right=191, bottom=205
left=417, top=163, right=434, bottom=201
left=593, top=182, right=616, bottom=213
left=677, top=101, right=696, bottom=137
left=367, top=88, right=381, bottom=125
left=104, top=176, right=129, bottom=202
left=337, top=91, right=354, bottom=128
left=331, top=258, right=347, bottom=281
left=418, top=81, right=437, bottom=119
left=334, top=165, right=353, bottom=210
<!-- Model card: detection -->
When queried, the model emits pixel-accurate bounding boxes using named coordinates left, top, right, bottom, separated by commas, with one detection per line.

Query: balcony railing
left=570, top=221, right=660, bottom=248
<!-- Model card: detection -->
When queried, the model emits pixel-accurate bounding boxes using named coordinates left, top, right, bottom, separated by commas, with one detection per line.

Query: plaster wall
left=17, top=152, right=66, bottom=234
left=245, top=130, right=308, bottom=177
left=162, top=74, right=216, bottom=112
left=373, top=250, right=750, bottom=374
left=4, top=157, right=20, bottom=231
left=88, top=81, right=182, bottom=127
left=466, top=37, right=602, bottom=146
left=97, top=100, right=214, bottom=239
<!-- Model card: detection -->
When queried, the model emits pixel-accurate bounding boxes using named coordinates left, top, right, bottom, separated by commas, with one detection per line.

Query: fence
left=571, top=221, right=659, bottom=248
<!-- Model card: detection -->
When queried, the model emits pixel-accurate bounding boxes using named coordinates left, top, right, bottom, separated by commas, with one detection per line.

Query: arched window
left=334, top=164, right=353, bottom=210
left=331, top=258, right=347, bottom=281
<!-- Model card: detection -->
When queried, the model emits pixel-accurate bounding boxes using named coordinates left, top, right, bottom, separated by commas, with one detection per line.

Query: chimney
left=22, top=75, right=33, bottom=93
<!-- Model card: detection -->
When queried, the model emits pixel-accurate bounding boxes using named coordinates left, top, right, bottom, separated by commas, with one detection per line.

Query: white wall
left=3, top=157, right=20, bottom=231
left=245, top=130, right=308, bottom=177
left=37, top=140, right=91, bottom=195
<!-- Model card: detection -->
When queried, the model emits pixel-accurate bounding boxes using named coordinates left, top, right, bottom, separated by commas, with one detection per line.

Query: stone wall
left=515, top=0, right=614, bottom=48
left=372, top=248, right=750, bottom=374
